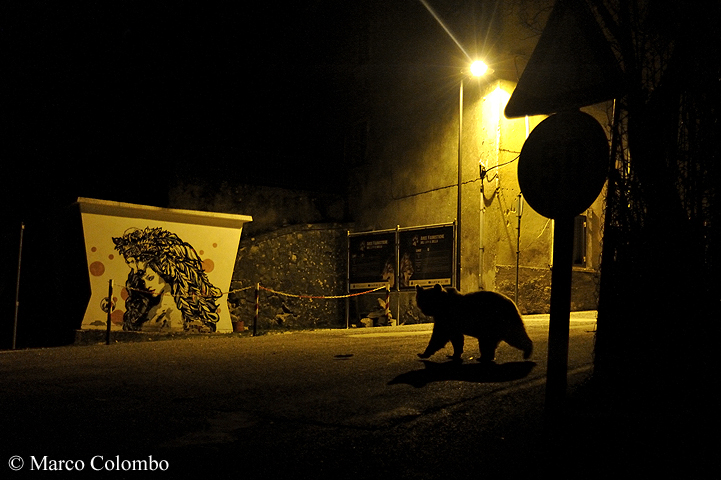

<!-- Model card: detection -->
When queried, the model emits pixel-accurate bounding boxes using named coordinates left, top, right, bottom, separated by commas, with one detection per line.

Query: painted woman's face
left=125, top=258, right=169, bottom=297
left=140, top=266, right=169, bottom=297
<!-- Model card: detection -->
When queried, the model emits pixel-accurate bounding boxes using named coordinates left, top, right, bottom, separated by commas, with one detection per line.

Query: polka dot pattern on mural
left=89, top=261, right=105, bottom=276
left=199, top=242, right=218, bottom=273
left=111, top=309, right=124, bottom=325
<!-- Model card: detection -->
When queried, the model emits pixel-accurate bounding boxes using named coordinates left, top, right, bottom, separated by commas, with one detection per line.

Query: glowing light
left=471, top=60, right=489, bottom=77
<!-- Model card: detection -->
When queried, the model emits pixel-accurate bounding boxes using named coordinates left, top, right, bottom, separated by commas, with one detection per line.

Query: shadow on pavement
left=388, top=360, right=536, bottom=388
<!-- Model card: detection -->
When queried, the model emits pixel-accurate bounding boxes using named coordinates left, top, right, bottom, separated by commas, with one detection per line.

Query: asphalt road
left=1, top=312, right=597, bottom=479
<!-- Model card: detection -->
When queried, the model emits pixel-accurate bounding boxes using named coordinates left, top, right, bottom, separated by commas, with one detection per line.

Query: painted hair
left=113, top=227, right=222, bottom=331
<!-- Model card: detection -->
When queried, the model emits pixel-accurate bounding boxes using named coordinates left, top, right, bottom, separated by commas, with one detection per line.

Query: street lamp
left=470, top=60, right=489, bottom=77
left=457, top=60, right=489, bottom=291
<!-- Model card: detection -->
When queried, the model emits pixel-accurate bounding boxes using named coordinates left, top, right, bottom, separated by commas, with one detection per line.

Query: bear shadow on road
left=388, top=360, right=537, bottom=388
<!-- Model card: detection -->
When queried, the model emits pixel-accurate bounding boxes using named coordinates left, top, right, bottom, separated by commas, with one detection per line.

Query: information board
left=348, top=231, right=396, bottom=290
left=398, top=225, right=454, bottom=289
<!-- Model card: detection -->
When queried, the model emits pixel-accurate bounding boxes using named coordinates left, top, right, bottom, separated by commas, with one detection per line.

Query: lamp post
left=456, top=60, right=489, bottom=291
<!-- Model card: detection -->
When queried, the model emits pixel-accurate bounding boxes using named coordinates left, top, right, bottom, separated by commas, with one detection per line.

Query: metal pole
left=12, top=223, right=25, bottom=350
left=346, top=231, right=350, bottom=329
left=394, top=226, right=400, bottom=324
left=515, top=194, right=523, bottom=305
left=479, top=164, right=485, bottom=290
left=544, top=216, right=575, bottom=427
left=253, top=283, right=259, bottom=336
left=345, top=297, right=350, bottom=329
left=456, top=79, right=463, bottom=291
left=106, top=279, right=113, bottom=345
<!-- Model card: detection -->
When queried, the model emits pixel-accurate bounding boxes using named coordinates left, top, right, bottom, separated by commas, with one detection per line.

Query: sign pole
left=544, top=216, right=574, bottom=426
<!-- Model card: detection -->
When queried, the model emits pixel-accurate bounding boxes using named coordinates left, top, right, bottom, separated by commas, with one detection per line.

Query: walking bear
left=416, top=284, right=533, bottom=363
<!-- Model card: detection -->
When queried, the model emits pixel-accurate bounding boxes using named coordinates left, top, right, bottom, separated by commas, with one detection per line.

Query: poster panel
left=348, top=231, right=396, bottom=290
left=398, top=224, right=454, bottom=289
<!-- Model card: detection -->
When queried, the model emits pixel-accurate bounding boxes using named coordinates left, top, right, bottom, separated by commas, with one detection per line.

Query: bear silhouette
left=416, top=284, right=533, bottom=363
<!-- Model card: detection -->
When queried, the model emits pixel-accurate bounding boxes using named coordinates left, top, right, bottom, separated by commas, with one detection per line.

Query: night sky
left=2, top=2, right=364, bottom=346
left=3, top=2, right=356, bottom=223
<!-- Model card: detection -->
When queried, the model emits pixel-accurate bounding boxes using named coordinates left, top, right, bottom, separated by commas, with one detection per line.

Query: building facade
left=345, top=0, right=606, bottom=315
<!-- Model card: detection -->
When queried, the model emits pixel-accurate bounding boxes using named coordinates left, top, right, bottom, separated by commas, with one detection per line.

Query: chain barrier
left=257, top=284, right=387, bottom=299
left=110, top=282, right=381, bottom=299
left=253, top=283, right=390, bottom=335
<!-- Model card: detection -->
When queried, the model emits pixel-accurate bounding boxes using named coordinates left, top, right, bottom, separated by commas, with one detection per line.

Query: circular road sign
left=518, top=110, right=608, bottom=219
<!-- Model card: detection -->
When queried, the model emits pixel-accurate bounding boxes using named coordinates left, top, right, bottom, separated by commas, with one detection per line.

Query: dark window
left=573, top=215, right=587, bottom=266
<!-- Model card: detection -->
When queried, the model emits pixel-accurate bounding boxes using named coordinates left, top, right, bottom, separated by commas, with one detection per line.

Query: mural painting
left=113, top=227, right=222, bottom=333
left=79, top=198, right=252, bottom=334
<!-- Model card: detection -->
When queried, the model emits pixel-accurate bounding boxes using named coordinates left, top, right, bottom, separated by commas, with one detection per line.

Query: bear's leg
left=418, top=324, right=450, bottom=359
left=477, top=338, right=500, bottom=363
left=449, top=333, right=464, bottom=361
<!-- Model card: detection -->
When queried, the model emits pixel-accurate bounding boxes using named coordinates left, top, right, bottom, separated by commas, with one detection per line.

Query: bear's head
left=415, top=284, right=449, bottom=318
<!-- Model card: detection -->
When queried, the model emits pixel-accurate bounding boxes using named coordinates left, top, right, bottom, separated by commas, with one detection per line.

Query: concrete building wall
left=347, top=2, right=607, bottom=314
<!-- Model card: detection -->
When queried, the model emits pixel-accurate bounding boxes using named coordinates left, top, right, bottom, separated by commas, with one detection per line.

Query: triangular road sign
left=505, top=0, right=625, bottom=118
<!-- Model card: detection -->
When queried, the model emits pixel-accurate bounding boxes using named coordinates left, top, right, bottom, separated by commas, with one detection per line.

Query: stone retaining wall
left=229, top=223, right=352, bottom=331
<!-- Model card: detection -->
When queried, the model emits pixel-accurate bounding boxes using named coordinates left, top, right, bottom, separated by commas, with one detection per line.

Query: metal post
left=479, top=165, right=486, bottom=290
left=106, top=279, right=113, bottom=345
left=456, top=78, right=464, bottom=291
left=515, top=194, right=523, bottom=305
left=346, top=230, right=351, bottom=329
left=544, top=216, right=575, bottom=426
left=253, top=283, right=259, bottom=336
left=12, top=223, right=25, bottom=350
left=345, top=297, right=350, bottom=329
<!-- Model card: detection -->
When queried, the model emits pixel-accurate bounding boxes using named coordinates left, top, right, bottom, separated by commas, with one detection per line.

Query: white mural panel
left=79, top=198, right=252, bottom=334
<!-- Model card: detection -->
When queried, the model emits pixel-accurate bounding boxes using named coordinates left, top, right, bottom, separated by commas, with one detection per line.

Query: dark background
left=1, top=2, right=362, bottom=347
left=3, top=2, right=357, bottom=220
